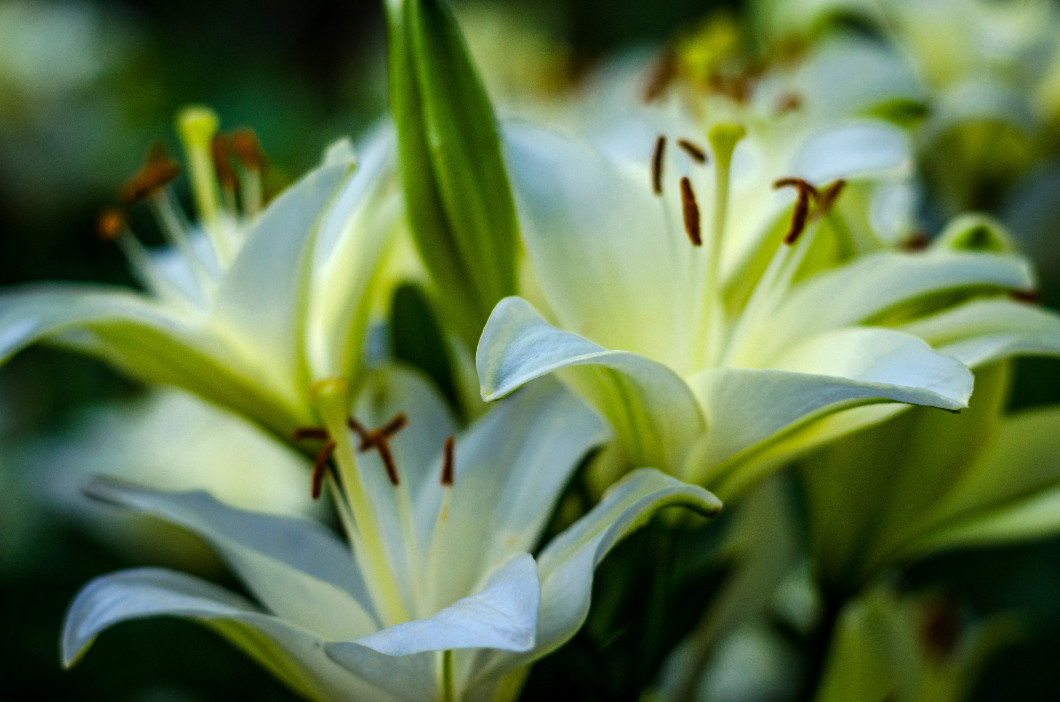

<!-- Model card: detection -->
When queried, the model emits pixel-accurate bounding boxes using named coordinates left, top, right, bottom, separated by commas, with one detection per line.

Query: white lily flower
left=478, top=104, right=1038, bottom=497
left=0, top=107, right=400, bottom=438
left=61, top=376, right=722, bottom=701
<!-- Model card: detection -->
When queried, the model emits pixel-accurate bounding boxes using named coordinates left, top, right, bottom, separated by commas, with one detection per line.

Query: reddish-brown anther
left=231, top=128, right=268, bottom=172
left=119, top=144, right=182, bottom=205
left=348, top=413, right=409, bottom=487
left=680, top=177, right=702, bottom=246
left=651, top=136, right=666, bottom=195
left=773, top=177, right=818, bottom=245
left=676, top=139, right=708, bottom=164
left=211, top=133, right=239, bottom=191
left=96, top=208, right=127, bottom=243
left=311, top=439, right=337, bottom=500
left=440, top=436, right=456, bottom=487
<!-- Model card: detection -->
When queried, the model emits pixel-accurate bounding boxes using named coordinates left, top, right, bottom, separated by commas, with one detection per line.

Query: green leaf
left=386, top=0, right=518, bottom=344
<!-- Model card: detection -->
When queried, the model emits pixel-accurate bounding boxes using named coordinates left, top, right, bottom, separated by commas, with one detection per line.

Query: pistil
left=178, top=106, right=234, bottom=265
left=311, top=378, right=410, bottom=625
left=691, top=123, right=745, bottom=367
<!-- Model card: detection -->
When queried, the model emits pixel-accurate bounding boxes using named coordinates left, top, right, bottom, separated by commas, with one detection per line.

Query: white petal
left=466, top=469, right=720, bottom=694
left=422, top=380, right=606, bottom=611
left=477, top=297, right=706, bottom=473
left=748, top=251, right=1035, bottom=363
left=793, top=121, right=912, bottom=183
left=502, top=123, right=690, bottom=362
left=85, top=477, right=378, bottom=641
left=308, top=126, right=401, bottom=380
left=62, top=567, right=383, bottom=701
left=0, top=285, right=304, bottom=433
left=900, top=298, right=1060, bottom=368
left=211, top=143, right=356, bottom=413
left=688, top=327, right=973, bottom=492
left=343, top=554, right=539, bottom=656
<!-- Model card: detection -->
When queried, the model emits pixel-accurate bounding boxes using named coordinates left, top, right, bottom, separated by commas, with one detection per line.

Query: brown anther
left=292, top=426, right=330, bottom=441
left=311, top=439, right=337, bottom=500
left=1009, top=289, right=1042, bottom=304
left=347, top=413, right=409, bottom=487
left=643, top=51, right=677, bottom=103
left=211, top=133, right=239, bottom=191
left=917, top=597, right=961, bottom=663
left=440, top=436, right=456, bottom=487
left=119, top=143, right=182, bottom=205
left=231, top=128, right=267, bottom=172
left=676, top=139, right=708, bottom=164
left=814, top=179, right=847, bottom=219
left=651, top=136, right=666, bottom=195
left=775, top=92, right=803, bottom=115
left=679, top=177, right=702, bottom=246
left=96, top=208, right=127, bottom=242
left=773, top=177, right=818, bottom=245
left=900, top=231, right=932, bottom=251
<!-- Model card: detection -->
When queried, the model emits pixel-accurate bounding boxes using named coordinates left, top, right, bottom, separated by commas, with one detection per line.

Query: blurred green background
left=1, top=0, right=1057, bottom=700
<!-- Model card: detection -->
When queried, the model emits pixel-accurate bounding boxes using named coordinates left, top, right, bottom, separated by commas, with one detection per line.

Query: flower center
left=95, top=106, right=269, bottom=308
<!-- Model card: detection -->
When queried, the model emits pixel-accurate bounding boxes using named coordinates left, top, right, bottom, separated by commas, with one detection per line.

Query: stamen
left=643, top=51, right=677, bottom=103
left=379, top=413, right=410, bottom=439
left=1009, top=289, right=1042, bottom=304
left=311, top=439, right=337, bottom=500
left=292, top=426, right=330, bottom=441
left=347, top=413, right=408, bottom=487
left=676, top=139, right=708, bottom=164
left=901, top=231, right=931, bottom=251
left=775, top=92, right=803, bottom=115
left=96, top=208, right=126, bottom=242
left=211, top=134, right=239, bottom=193
left=118, top=144, right=182, bottom=205
left=773, top=177, right=818, bottom=245
left=814, top=179, right=846, bottom=219
left=231, top=128, right=267, bottom=172
left=651, top=136, right=666, bottom=196
left=679, top=177, right=702, bottom=246
left=440, top=436, right=455, bottom=486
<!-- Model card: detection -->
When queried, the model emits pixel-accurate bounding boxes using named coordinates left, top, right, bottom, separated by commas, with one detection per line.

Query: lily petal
left=62, top=567, right=383, bottom=702
left=0, top=285, right=303, bottom=433
left=477, top=296, right=706, bottom=472
left=85, top=477, right=378, bottom=641
left=468, top=469, right=721, bottom=691
left=904, top=406, right=1060, bottom=557
left=423, top=379, right=607, bottom=609
left=211, top=141, right=356, bottom=413
left=747, top=251, right=1035, bottom=363
left=502, top=124, right=689, bottom=362
left=900, top=298, right=1060, bottom=368
left=689, top=327, right=973, bottom=492
left=308, top=128, right=401, bottom=381
left=339, top=553, right=539, bottom=657
left=792, top=121, right=912, bottom=183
